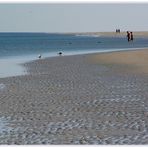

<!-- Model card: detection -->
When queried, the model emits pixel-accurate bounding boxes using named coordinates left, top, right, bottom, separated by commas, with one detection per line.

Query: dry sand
left=90, top=49, right=148, bottom=75
left=98, top=31, right=148, bottom=37
left=0, top=49, right=148, bottom=144
left=70, top=31, right=148, bottom=38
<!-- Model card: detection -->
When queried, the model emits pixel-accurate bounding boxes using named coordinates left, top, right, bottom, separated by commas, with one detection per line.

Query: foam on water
left=75, top=34, right=101, bottom=37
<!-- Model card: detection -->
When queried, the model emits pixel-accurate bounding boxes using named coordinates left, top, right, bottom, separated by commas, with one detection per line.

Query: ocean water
left=1, top=33, right=148, bottom=58
left=0, top=32, right=148, bottom=78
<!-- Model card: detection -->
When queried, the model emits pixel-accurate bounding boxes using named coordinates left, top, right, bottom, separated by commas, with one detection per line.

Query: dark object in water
left=69, top=42, right=72, bottom=44
left=58, top=52, right=62, bottom=56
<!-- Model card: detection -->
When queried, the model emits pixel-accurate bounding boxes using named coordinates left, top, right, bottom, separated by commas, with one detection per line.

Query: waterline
left=0, top=47, right=147, bottom=78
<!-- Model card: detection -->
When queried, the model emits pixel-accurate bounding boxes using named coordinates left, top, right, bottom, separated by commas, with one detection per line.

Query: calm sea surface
left=0, top=32, right=148, bottom=58
left=0, top=33, right=148, bottom=78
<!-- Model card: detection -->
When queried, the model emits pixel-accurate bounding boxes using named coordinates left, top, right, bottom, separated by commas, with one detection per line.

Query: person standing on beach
left=127, top=31, right=130, bottom=42
left=130, top=32, right=134, bottom=41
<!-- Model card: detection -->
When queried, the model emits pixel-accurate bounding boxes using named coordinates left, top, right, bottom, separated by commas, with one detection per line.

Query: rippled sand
left=0, top=50, right=148, bottom=144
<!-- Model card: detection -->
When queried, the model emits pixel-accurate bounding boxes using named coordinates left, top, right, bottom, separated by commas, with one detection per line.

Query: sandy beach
left=0, top=48, right=148, bottom=144
left=70, top=31, right=148, bottom=38
left=90, top=48, right=148, bottom=75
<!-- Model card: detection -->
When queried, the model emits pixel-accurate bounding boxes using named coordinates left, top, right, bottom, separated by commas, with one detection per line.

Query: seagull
left=58, top=52, right=62, bottom=56
left=38, top=54, right=42, bottom=59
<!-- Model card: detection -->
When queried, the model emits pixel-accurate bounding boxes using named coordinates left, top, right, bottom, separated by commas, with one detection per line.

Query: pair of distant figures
left=127, top=31, right=133, bottom=42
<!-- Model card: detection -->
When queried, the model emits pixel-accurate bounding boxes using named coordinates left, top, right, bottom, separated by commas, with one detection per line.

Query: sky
left=0, top=3, right=148, bottom=32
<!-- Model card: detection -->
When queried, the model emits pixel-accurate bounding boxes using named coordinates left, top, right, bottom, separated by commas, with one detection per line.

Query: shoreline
left=0, top=47, right=148, bottom=144
left=1, top=31, right=148, bottom=78
left=1, top=47, right=148, bottom=78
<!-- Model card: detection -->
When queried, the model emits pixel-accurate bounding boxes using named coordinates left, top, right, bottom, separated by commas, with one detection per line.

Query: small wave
left=75, top=34, right=101, bottom=37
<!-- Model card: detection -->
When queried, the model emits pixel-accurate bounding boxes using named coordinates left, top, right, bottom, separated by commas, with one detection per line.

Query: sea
left=0, top=32, right=148, bottom=78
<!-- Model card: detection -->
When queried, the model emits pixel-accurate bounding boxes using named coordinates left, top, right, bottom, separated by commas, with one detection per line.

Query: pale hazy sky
left=0, top=3, right=148, bottom=32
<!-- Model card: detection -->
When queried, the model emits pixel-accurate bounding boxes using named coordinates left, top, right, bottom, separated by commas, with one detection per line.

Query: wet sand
left=0, top=49, right=148, bottom=144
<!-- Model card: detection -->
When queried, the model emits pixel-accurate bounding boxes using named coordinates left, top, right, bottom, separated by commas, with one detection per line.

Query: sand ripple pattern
left=0, top=54, right=148, bottom=144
